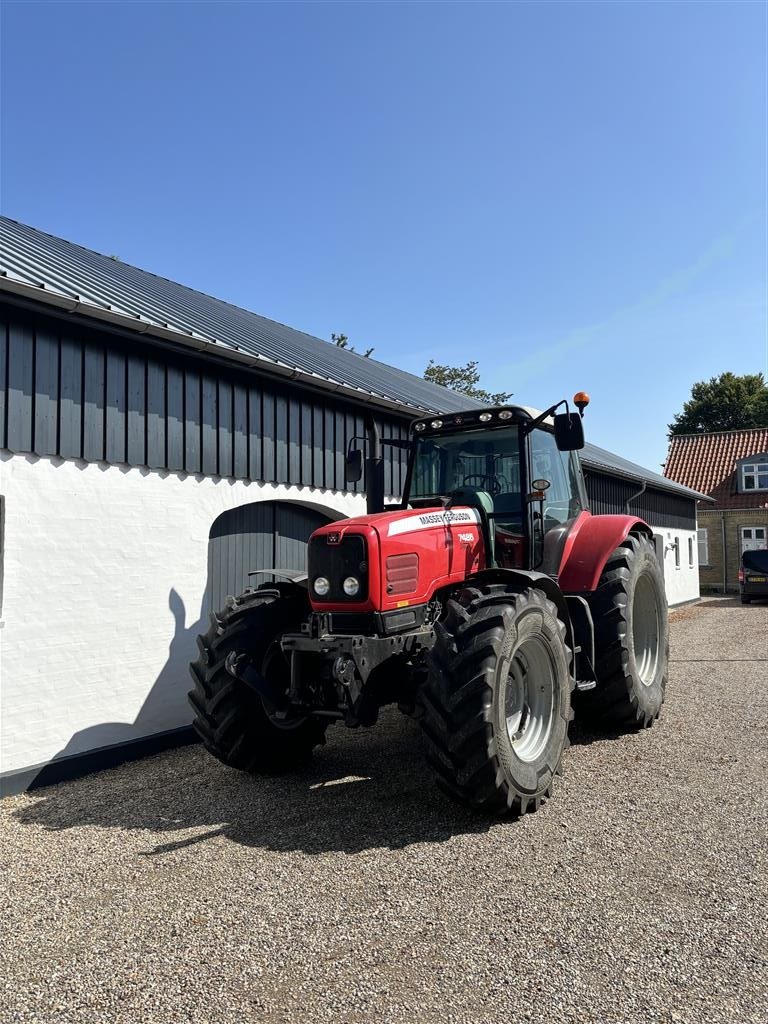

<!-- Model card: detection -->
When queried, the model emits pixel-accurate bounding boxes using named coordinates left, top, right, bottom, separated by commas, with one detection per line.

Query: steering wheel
left=461, top=474, right=502, bottom=496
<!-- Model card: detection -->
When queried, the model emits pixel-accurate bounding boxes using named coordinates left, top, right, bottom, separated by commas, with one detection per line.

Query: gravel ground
left=1, top=596, right=767, bottom=1024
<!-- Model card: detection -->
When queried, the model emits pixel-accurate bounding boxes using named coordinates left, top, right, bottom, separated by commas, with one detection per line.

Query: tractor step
left=575, top=679, right=597, bottom=692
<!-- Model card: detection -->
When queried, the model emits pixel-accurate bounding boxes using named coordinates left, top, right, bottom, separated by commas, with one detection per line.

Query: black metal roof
left=0, top=216, right=479, bottom=416
left=0, top=216, right=706, bottom=503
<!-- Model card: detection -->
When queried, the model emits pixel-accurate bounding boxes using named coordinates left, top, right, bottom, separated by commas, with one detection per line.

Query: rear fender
left=463, top=568, right=575, bottom=669
left=558, top=513, right=652, bottom=593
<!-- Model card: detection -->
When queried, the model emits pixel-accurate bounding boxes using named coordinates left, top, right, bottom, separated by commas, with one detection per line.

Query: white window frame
left=697, top=527, right=709, bottom=566
left=688, top=536, right=694, bottom=568
left=740, top=458, right=768, bottom=492
left=673, top=536, right=680, bottom=569
left=741, top=526, right=768, bottom=553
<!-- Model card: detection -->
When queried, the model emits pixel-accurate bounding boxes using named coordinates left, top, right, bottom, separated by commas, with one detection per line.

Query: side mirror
left=553, top=412, right=584, bottom=451
left=345, top=447, right=363, bottom=483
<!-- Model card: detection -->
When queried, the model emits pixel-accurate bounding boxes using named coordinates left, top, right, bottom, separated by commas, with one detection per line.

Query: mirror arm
left=524, top=399, right=568, bottom=435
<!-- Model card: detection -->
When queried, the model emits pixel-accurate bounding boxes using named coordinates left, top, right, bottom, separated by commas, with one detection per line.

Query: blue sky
left=1, top=0, right=765, bottom=472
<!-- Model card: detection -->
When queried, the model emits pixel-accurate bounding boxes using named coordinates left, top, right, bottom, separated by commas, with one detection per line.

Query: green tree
left=668, top=372, right=768, bottom=435
left=332, top=332, right=374, bottom=358
left=424, top=359, right=512, bottom=405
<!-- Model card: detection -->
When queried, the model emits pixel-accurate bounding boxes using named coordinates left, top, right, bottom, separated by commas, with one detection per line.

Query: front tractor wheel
left=580, top=532, right=668, bottom=728
left=421, top=585, right=573, bottom=816
left=188, top=585, right=327, bottom=774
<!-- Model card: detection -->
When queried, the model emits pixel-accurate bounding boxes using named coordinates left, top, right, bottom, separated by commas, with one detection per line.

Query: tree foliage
left=668, top=372, right=768, bottom=435
left=332, top=332, right=374, bottom=358
left=424, top=359, right=512, bottom=405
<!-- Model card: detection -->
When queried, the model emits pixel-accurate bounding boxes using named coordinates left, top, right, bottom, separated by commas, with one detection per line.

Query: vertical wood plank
left=300, top=402, right=312, bottom=485
left=334, top=409, right=345, bottom=492
left=127, top=356, right=146, bottom=466
left=0, top=320, right=6, bottom=449
left=233, top=384, right=247, bottom=480
left=218, top=379, right=233, bottom=478
left=59, top=336, right=83, bottom=459
left=33, top=328, right=59, bottom=456
left=201, top=374, right=218, bottom=476
left=324, top=408, right=335, bottom=489
left=275, top=394, right=288, bottom=483
left=6, top=323, right=34, bottom=452
left=105, top=350, right=126, bottom=463
left=184, top=370, right=201, bottom=473
left=248, top=385, right=263, bottom=481
left=166, top=365, right=184, bottom=471
left=146, top=360, right=166, bottom=469
left=288, top=397, right=301, bottom=485
left=312, top=406, right=324, bottom=488
left=83, top=344, right=105, bottom=462
left=262, top=391, right=275, bottom=482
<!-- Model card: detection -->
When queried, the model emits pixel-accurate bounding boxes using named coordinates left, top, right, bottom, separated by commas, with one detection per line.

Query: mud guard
left=464, top=568, right=577, bottom=670
left=557, top=513, right=653, bottom=593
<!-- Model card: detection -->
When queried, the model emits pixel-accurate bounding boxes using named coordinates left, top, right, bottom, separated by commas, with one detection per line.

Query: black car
left=739, top=549, right=768, bottom=604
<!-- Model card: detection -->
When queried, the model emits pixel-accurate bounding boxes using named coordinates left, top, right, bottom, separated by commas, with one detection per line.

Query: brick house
left=664, top=429, right=768, bottom=592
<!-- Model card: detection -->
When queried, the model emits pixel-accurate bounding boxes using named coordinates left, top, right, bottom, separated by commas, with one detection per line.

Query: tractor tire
left=420, top=584, right=573, bottom=816
left=580, top=533, right=668, bottom=728
left=188, top=585, right=327, bottom=773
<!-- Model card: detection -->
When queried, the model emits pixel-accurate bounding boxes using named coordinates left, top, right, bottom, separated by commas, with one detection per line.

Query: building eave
left=0, top=276, right=443, bottom=419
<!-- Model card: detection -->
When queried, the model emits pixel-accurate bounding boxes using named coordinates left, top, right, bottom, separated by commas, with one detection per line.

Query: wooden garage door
left=206, top=501, right=331, bottom=613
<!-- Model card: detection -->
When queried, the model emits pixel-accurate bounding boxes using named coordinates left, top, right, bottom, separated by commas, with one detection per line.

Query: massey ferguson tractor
left=189, top=394, right=668, bottom=815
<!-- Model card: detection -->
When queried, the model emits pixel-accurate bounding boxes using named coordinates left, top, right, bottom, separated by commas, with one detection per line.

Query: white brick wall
left=652, top=526, right=700, bottom=606
left=0, top=451, right=365, bottom=776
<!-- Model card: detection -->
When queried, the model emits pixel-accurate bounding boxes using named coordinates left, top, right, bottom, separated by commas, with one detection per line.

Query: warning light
left=573, top=392, right=590, bottom=416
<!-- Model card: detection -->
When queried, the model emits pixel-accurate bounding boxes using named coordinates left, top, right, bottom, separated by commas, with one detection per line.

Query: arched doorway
left=206, top=501, right=331, bottom=612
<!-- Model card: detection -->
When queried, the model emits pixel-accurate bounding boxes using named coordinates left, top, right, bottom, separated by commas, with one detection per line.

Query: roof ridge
left=669, top=426, right=768, bottom=440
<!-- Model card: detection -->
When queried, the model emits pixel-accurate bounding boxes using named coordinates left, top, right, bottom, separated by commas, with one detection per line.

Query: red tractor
left=189, top=395, right=668, bottom=815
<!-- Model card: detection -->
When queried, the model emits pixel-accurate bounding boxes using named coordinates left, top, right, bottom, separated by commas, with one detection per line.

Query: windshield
left=409, top=426, right=521, bottom=501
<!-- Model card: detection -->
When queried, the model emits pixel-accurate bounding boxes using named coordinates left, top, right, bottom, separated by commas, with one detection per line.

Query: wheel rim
left=503, top=636, right=557, bottom=762
left=632, top=572, right=660, bottom=686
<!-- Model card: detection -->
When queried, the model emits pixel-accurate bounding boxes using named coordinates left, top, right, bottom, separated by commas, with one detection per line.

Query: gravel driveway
left=1, top=597, right=766, bottom=1024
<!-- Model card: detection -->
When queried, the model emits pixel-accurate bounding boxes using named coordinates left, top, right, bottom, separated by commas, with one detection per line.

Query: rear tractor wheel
left=580, top=532, right=668, bottom=728
left=420, top=584, right=573, bottom=815
left=188, top=585, right=327, bottom=773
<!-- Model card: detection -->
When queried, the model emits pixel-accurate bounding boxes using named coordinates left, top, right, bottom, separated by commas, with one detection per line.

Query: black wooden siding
left=0, top=308, right=411, bottom=496
left=584, top=470, right=696, bottom=530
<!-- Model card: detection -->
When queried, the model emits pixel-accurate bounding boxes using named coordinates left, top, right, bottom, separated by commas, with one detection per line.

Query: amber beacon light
left=573, top=391, right=590, bottom=417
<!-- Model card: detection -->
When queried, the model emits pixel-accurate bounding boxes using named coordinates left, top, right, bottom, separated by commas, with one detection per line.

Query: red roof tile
left=663, top=429, right=768, bottom=508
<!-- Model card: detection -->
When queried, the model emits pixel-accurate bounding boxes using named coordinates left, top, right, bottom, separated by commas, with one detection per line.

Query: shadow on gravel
left=12, top=711, right=497, bottom=856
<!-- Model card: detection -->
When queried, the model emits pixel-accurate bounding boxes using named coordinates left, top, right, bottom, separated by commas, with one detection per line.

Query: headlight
left=498, top=409, right=513, bottom=420
left=343, top=576, right=360, bottom=597
left=479, top=412, right=493, bottom=422
left=313, top=576, right=330, bottom=597
left=430, top=419, right=443, bottom=429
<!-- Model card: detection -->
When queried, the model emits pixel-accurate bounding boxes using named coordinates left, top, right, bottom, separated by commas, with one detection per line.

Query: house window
left=741, top=460, right=768, bottom=491
left=674, top=537, right=680, bottom=568
left=697, top=528, right=709, bottom=566
left=688, top=537, right=694, bottom=567
left=741, top=526, right=767, bottom=553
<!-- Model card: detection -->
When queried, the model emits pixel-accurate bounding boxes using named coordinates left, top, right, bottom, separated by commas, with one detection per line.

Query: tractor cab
left=393, top=401, right=589, bottom=575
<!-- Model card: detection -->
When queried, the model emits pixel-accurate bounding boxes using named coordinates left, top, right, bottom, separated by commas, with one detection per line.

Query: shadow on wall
left=20, top=499, right=335, bottom=793
left=26, top=586, right=205, bottom=790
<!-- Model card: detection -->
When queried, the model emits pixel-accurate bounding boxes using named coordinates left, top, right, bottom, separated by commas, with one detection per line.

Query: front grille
left=308, top=534, right=369, bottom=602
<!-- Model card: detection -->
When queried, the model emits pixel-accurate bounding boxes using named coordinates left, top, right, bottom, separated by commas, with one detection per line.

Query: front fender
left=464, top=568, right=575, bottom=662
left=558, top=513, right=652, bottom=593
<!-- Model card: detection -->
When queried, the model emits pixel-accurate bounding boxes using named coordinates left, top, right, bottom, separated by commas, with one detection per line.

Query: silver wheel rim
left=503, top=636, right=557, bottom=762
left=633, top=573, right=660, bottom=686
